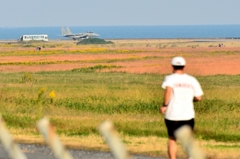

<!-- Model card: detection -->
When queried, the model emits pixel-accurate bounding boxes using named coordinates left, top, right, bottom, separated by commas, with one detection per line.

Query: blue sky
left=1, top=0, right=240, bottom=27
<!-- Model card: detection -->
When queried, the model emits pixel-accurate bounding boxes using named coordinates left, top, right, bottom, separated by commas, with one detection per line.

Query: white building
left=19, top=34, right=48, bottom=41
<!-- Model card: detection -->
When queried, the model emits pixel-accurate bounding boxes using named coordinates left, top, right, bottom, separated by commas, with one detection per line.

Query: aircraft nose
left=95, top=33, right=100, bottom=36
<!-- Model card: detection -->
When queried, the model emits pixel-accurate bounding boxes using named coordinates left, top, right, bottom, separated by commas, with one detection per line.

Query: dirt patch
left=1, top=42, right=240, bottom=76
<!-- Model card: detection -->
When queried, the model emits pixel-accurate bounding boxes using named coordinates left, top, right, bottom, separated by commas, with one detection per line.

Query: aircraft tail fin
left=66, top=27, right=72, bottom=35
left=61, top=27, right=73, bottom=36
left=61, top=27, right=67, bottom=36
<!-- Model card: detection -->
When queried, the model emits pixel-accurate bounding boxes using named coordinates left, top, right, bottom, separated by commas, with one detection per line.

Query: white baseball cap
left=171, top=56, right=186, bottom=66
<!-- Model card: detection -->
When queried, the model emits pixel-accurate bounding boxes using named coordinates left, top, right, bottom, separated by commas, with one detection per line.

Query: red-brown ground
left=0, top=46, right=240, bottom=75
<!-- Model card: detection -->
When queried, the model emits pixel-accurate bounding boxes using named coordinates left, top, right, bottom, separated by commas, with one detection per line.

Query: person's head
left=171, top=56, right=186, bottom=72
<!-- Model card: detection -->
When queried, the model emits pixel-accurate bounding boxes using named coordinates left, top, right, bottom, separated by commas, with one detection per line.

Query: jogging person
left=160, top=56, right=203, bottom=159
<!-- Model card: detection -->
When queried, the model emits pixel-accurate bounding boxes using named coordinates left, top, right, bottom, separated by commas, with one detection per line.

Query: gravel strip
left=0, top=143, right=166, bottom=159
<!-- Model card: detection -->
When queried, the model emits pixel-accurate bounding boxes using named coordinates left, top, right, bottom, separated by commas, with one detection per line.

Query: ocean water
left=0, top=25, right=240, bottom=40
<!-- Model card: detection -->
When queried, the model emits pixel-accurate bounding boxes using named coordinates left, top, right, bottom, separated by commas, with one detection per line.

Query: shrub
left=20, top=72, right=37, bottom=83
left=76, top=38, right=114, bottom=45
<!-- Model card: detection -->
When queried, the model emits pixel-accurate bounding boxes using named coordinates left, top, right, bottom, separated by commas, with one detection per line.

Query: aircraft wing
left=70, top=35, right=89, bottom=40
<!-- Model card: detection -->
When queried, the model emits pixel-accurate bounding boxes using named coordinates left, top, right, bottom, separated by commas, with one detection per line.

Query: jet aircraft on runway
left=61, top=27, right=100, bottom=40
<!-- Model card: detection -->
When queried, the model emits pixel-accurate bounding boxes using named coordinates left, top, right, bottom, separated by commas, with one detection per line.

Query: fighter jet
left=61, top=27, right=100, bottom=40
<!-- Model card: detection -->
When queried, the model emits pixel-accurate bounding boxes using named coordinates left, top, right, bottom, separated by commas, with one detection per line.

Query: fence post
left=175, top=125, right=206, bottom=159
left=0, top=115, right=28, bottom=159
left=36, top=117, right=74, bottom=159
left=98, top=120, right=132, bottom=159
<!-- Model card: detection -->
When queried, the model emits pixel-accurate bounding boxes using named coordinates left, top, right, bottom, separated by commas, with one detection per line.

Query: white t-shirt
left=161, top=73, right=203, bottom=120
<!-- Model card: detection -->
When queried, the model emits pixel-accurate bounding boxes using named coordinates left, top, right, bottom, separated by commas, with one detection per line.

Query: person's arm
left=193, top=96, right=202, bottom=102
left=160, top=86, right=172, bottom=114
left=193, top=78, right=203, bottom=102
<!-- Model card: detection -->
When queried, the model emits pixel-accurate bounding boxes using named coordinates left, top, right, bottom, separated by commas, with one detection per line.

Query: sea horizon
left=1, top=24, right=240, bottom=40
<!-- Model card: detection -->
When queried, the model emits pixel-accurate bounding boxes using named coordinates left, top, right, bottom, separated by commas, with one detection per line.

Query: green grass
left=0, top=71, right=239, bottom=142
left=72, top=65, right=123, bottom=73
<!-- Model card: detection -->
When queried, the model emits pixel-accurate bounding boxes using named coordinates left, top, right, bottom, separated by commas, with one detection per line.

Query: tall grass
left=0, top=71, right=239, bottom=143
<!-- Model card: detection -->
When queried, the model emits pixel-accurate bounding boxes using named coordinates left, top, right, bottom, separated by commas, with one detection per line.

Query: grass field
left=0, top=39, right=240, bottom=159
